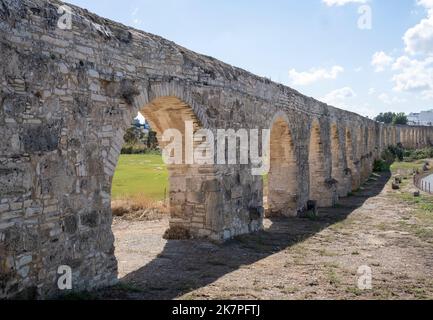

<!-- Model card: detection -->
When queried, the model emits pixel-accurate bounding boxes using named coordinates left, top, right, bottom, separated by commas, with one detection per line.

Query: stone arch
left=419, top=128, right=424, bottom=147
left=382, top=126, right=388, bottom=148
left=405, top=128, right=411, bottom=148
left=398, top=127, right=403, bottom=146
left=346, top=128, right=360, bottom=190
left=267, top=114, right=299, bottom=217
left=423, top=128, right=427, bottom=146
left=354, top=126, right=366, bottom=184
left=388, top=126, right=393, bottom=146
left=109, top=90, right=221, bottom=240
left=374, top=123, right=381, bottom=156
left=141, top=96, right=202, bottom=151
left=411, top=129, right=416, bottom=148
left=359, top=126, right=370, bottom=183
left=407, top=128, right=411, bottom=147
left=392, top=127, right=395, bottom=146
left=330, top=123, right=347, bottom=197
left=308, top=120, right=335, bottom=207
left=366, top=125, right=375, bottom=175
left=357, top=126, right=365, bottom=157
left=386, top=126, right=391, bottom=147
left=406, top=129, right=410, bottom=148
left=400, top=128, right=404, bottom=147
left=367, top=125, right=375, bottom=151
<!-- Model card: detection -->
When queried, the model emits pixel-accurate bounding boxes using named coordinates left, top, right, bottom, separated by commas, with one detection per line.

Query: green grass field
left=111, top=154, right=168, bottom=200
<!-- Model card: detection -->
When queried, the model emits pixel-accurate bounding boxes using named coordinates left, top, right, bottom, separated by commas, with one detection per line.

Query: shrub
left=121, top=145, right=161, bottom=155
left=388, top=145, right=404, bottom=161
left=402, top=147, right=433, bottom=161
left=381, top=148, right=397, bottom=165
left=373, top=159, right=389, bottom=172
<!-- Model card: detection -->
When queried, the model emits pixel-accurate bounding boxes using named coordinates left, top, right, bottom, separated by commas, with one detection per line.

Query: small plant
left=304, top=209, right=319, bottom=221
left=403, top=147, right=433, bottom=162
left=373, top=159, right=388, bottom=172
left=388, top=145, right=405, bottom=161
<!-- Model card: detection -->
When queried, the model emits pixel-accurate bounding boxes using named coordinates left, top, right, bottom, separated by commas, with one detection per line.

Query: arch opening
left=110, top=96, right=217, bottom=243
left=266, top=116, right=299, bottom=217
left=308, top=121, right=335, bottom=207
left=331, top=124, right=347, bottom=197
left=345, top=128, right=360, bottom=191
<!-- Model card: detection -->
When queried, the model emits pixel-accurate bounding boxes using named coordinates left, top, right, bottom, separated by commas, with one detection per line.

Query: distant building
left=133, top=113, right=151, bottom=133
left=408, top=110, right=433, bottom=126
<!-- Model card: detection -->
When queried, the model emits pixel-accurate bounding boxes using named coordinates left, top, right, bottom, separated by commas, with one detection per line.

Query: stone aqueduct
left=0, top=0, right=432, bottom=298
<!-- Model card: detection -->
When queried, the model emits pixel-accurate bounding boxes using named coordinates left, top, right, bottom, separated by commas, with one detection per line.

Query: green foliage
left=387, top=144, right=405, bottom=161
left=122, top=127, right=160, bottom=154
left=404, top=147, right=433, bottom=161
left=121, top=145, right=161, bottom=155
left=392, top=112, right=408, bottom=125
left=375, top=112, right=408, bottom=125
left=375, top=145, right=433, bottom=172
left=123, top=127, right=142, bottom=145
left=375, top=112, right=395, bottom=124
left=147, top=131, right=159, bottom=149
left=378, top=145, right=402, bottom=169
left=373, top=159, right=389, bottom=172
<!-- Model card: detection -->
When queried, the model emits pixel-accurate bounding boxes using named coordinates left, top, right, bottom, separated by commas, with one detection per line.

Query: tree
left=375, top=112, right=395, bottom=124
left=147, top=130, right=159, bottom=149
left=123, top=127, right=141, bottom=146
left=392, top=113, right=408, bottom=125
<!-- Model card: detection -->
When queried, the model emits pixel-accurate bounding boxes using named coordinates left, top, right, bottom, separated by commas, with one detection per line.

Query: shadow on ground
left=96, top=172, right=391, bottom=300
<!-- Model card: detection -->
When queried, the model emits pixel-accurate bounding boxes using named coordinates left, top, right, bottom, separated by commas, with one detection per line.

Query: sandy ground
left=95, top=173, right=433, bottom=300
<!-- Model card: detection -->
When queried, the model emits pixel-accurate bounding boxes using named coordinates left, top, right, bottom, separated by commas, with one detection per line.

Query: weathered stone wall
left=1, top=0, right=432, bottom=299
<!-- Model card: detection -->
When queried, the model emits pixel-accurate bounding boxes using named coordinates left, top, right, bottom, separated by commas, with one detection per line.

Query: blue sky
left=67, top=0, right=433, bottom=118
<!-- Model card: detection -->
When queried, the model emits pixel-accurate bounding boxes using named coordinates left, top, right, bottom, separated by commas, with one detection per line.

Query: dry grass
left=112, top=193, right=169, bottom=221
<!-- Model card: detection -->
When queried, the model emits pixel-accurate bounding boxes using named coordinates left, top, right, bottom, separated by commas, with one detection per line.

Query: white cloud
left=369, top=1, right=433, bottom=103
left=288, top=65, right=344, bottom=85
left=403, top=0, right=433, bottom=55
left=391, top=56, right=433, bottom=95
left=368, top=88, right=376, bottom=95
left=321, top=87, right=379, bottom=118
left=404, top=15, right=433, bottom=55
left=322, top=0, right=368, bottom=6
left=378, top=93, right=407, bottom=105
left=371, top=51, right=394, bottom=72
left=321, top=87, right=357, bottom=106
left=418, top=0, right=433, bottom=10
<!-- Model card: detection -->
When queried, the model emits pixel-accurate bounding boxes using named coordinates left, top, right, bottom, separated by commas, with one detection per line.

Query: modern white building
left=408, top=110, right=433, bottom=126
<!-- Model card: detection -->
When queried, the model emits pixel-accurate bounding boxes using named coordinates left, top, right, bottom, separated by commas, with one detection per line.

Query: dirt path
left=95, top=173, right=433, bottom=300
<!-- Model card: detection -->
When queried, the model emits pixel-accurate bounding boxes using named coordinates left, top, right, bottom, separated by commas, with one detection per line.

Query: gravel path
left=95, top=172, right=433, bottom=300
